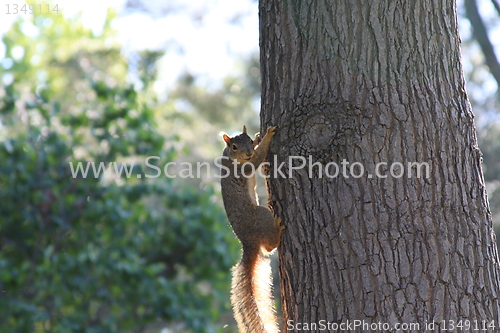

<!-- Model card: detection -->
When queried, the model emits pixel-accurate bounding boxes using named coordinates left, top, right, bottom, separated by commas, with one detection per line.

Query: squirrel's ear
left=242, top=125, right=247, bottom=134
left=223, top=134, right=231, bottom=145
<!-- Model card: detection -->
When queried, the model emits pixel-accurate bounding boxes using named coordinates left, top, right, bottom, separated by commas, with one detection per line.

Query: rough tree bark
left=259, top=0, right=500, bottom=330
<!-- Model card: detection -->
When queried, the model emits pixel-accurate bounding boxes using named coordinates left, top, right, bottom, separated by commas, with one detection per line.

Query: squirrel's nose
left=246, top=152, right=253, bottom=157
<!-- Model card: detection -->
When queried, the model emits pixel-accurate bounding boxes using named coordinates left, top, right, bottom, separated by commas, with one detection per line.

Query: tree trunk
left=259, top=0, right=500, bottom=330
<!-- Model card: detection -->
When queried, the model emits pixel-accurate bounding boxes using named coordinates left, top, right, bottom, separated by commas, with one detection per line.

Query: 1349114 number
left=439, top=320, right=496, bottom=331
left=5, top=4, right=60, bottom=15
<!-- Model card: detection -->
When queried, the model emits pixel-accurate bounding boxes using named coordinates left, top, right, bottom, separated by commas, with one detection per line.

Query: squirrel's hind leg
left=261, top=215, right=284, bottom=253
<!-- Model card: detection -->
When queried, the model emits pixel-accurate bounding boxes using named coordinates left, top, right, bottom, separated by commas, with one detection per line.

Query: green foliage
left=0, top=10, right=238, bottom=333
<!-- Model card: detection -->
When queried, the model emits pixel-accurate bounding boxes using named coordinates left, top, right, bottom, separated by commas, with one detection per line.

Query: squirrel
left=220, top=125, right=284, bottom=333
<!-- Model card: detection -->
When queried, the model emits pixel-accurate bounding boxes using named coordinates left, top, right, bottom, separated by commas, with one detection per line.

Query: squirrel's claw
left=266, top=126, right=277, bottom=136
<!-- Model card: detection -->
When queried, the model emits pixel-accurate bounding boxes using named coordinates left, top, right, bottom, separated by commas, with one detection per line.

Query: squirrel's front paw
left=266, top=126, right=277, bottom=137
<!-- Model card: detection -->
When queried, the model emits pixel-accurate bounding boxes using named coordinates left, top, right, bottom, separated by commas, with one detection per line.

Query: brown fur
left=221, top=126, right=284, bottom=333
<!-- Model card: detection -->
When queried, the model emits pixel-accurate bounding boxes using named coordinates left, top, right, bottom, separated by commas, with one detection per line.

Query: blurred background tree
left=0, top=0, right=499, bottom=332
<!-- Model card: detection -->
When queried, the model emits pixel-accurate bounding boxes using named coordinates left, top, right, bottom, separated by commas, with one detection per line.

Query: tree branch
left=465, top=0, right=500, bottom=91
left=491, top=0, right=500, bottom=16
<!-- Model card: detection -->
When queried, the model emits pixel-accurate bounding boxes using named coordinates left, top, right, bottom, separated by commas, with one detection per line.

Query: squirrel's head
left=223, top=125, right=255, bottom=163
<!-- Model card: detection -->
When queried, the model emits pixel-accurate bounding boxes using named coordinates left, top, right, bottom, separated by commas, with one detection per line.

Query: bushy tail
left=231, top=245, right=279, bottom=333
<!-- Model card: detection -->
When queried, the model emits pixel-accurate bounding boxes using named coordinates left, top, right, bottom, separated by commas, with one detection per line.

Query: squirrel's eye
left=232, top=144, right=238, bottom=150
